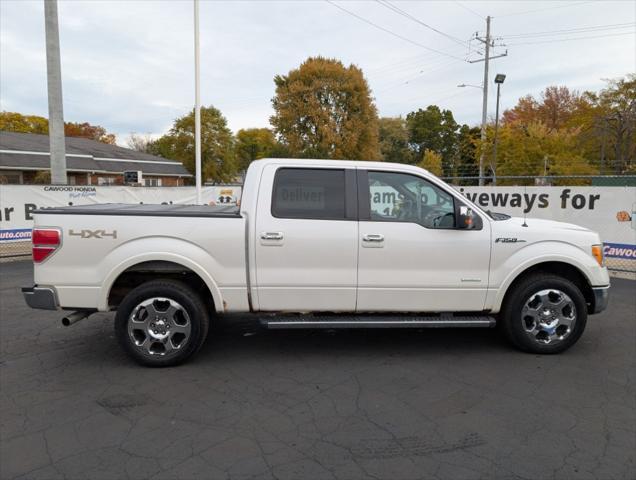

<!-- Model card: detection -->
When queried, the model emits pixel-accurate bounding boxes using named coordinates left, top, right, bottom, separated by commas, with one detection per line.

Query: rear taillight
left=32, top=228, right=61, bottom=263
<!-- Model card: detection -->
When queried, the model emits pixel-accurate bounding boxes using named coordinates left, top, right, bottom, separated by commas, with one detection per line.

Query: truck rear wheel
left=115, top=280, right=210, bottom=367
left=500, top=274, right=587, bottom=354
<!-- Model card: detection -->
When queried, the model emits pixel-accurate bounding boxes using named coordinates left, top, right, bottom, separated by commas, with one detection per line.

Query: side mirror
left=458, top=205, right=482, bottom=230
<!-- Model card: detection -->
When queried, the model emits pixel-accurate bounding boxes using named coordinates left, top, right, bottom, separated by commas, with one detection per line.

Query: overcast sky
left=1, top=0, right=634, bottom=144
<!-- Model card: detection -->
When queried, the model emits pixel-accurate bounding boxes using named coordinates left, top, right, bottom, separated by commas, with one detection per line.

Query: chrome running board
left=261, top=315, right=495, bottom=329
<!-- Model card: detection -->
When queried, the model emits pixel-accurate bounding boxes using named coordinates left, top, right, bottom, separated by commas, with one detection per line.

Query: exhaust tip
left=61, top=310, right=94, bottom=327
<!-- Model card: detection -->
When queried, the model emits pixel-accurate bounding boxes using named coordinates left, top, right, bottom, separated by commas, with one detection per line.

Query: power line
left=453, top=1, right=484, bottom=20
left=501, top=22, right=635, bottom=39
left=324, top=0, right=466, bottom=61
left=375, top=0, right=468, bottom=47
left=373, top=58, right=465, bottom=93
left=368, top=55, right=464, bottom=82
left=504, top=30, right=635, bottom=46
left=366, top=48, right=465, bottom=74
left=367, top=52, right=439, bottom=72
left=495, top=1, right=593, bottom=18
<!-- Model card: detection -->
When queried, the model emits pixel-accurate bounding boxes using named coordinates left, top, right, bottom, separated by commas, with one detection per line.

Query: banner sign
left=1, top=185, right=634, bottom=252
left=603, top=242, right=636, bottom=259
left=0, top=185, right=242, bottom=242
left=457, top=186, right=636, bottom=267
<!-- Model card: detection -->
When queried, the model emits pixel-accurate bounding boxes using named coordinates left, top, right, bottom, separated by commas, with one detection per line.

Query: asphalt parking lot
left=1, top=260, right=634, bottom=480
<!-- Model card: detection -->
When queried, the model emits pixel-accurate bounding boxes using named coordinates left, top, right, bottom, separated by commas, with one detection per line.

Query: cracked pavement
left=1, top=260, right=634, bottom=480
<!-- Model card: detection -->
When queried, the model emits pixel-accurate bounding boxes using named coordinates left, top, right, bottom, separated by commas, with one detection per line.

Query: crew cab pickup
left=23, top=159, right=610, bottom=366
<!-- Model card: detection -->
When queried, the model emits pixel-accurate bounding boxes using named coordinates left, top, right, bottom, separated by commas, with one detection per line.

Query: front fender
left=97, top=236, right=224, bottom=312
left=487, top=240, right=609, bottom=312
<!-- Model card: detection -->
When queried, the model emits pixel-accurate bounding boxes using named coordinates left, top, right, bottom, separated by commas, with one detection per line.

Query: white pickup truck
left=23, top=159, right=610, bottom=366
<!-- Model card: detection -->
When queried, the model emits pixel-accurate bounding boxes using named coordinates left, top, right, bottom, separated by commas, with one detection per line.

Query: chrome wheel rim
left=521, top=289, right=576, bottom=345
left=127, top=297, right=191, bottom=357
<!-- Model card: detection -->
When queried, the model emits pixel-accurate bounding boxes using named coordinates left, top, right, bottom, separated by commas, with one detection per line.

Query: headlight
left=591, top=244, right=604, bottom=267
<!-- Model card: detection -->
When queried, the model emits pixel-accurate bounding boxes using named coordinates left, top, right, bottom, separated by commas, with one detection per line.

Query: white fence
left=1, top=184, right=635, bottom=271
left=0, top=184, right=241, bottom=237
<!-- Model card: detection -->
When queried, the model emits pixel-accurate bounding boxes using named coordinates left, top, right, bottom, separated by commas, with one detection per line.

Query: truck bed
left=35, top=203, right=241, bottom=218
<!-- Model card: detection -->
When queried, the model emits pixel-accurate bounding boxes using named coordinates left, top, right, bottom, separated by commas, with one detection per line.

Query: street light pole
left=44, top=0, right=67, bottom=185
left=492, top=73, right=506, bottom=187
left=194, top=0, right=202, bottom=204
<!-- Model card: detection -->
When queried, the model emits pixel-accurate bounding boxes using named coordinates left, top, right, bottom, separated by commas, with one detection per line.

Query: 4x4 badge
left=69, top=229, right=117, bottom=239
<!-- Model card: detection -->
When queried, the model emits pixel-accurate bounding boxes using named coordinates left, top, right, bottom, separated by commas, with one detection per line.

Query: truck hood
left=508, top=217, right=592, bottom=233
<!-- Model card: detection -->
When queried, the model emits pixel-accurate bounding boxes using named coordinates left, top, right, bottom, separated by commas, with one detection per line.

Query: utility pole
left=468, top=16, right=507, bottom=186
left=194, top=0, right=202, bottom=204
left=478, top=16, right=490, bottom=186
left=44, top=0, right=67, bottom=184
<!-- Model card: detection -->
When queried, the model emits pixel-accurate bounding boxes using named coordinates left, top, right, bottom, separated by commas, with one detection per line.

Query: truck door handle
left=260, top=232, right=284, bottom=241
left=362, top=234, right=384, bottom=243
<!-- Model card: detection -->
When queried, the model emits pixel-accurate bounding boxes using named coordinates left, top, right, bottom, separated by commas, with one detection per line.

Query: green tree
left=150, top=106, right=237, bottom=182
left=235, top=128, right=278, bottom=172
left=0, top=111, right=116, bottom=144
left=0, top=112, right=49, bottom=134
left=270, top=56, right=381, bottom=160
left=32, top=170, right=51, bottom=184
left=378, top=117, right=413, bottom=163
left=455, top=125, right=480, bottom=182
left=418, top=149, right=443, bottom=176
left=594, top=74, right=636, bottom=174
left=406, top=105, right=459, bottom=176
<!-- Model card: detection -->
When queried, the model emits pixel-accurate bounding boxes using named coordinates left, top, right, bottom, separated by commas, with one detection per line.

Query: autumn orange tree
left=270, top=57, right=381, bottom=160
left=498, top=75, right=635, bottom=177
left=0, top=111, right=116, bottom=144
left=64, top=122, right=115, bottom=144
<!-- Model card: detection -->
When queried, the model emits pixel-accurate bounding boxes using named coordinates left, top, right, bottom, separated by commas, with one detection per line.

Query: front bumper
left=22, top=286, right=58, bottom=310
left=591, top=286, right=610, bottom=314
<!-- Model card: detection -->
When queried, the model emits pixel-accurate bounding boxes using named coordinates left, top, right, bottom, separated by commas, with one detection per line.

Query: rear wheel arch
left=107, top=260, right=217, bottom=315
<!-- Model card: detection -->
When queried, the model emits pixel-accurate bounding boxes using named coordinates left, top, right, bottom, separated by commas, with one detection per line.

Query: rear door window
left=272, top=168, right=346, bottom=220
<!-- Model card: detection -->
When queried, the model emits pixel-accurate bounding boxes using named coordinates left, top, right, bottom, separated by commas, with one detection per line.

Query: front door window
left=368, top=171, right=455, bottom=228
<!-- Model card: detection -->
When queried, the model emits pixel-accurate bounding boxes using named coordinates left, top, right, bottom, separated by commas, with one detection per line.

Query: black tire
left=115, top=279, right=210, bottom=367
left=500, top=274, right=587, bottom=354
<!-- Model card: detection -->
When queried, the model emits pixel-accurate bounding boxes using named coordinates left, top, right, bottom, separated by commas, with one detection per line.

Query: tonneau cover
left=35, top=203, right=241, bottom=218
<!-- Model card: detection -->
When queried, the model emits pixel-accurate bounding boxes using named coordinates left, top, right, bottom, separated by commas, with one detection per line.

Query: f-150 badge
left=495, top=237, right=526, bottom=243
left=69, top=229, right=117, bottom=239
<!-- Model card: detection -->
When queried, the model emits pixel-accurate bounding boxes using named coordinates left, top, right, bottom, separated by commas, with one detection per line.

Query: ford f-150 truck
left=23, top=159, right=610, bottom=366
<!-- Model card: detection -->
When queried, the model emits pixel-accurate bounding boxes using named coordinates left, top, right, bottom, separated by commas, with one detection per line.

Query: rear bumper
left=22, top=286, right=58, bottom=311
left=591, top=286, right=610, bottom=314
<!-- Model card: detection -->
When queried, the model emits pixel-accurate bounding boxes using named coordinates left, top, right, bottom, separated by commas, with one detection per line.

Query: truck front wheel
left=500, top=274, right=588, bottom=354
left=115, top=280, right=210, bottom=367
